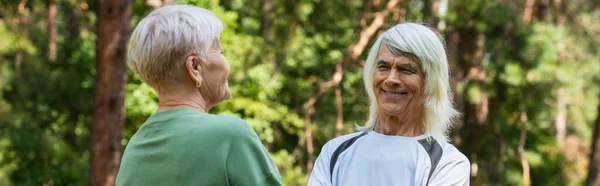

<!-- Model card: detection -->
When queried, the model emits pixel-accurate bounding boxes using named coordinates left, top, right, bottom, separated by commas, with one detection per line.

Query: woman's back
left=116, top=108, right=282, bottom=186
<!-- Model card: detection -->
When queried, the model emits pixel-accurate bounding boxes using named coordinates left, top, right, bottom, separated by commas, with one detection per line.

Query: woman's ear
left=185, top=55, right=203, bottom=87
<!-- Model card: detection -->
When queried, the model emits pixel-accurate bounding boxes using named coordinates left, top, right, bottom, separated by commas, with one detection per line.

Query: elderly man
left=308, top=23, right=470, bottom=186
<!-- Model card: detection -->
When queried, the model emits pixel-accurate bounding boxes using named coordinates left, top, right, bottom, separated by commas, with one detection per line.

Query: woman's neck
left=373, top=112, right=424, bottom=136
left=156, top=88, right=209, bottom=113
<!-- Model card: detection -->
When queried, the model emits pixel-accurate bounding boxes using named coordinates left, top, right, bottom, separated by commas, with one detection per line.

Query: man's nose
left=384, top=70, right=402, bottom=86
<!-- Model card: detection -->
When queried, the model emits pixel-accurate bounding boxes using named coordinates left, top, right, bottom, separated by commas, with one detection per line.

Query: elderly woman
left=308, top=23, right=470, bottom=186
left=115, top=5, right=282, bottom=186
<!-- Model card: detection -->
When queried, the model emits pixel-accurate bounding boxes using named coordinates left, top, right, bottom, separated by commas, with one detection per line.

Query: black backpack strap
left=329, top=132, right=368, bottom=183
left=417, top=137, right=443, bottom=186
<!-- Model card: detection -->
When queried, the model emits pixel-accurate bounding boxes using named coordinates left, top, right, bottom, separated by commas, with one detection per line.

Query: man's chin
left=379, top=106, right=406, bottom=116
left=382, top=111, right=405, bottom=117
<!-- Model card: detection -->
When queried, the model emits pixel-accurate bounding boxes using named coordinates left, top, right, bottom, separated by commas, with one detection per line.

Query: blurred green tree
left=0, top=0, right=599, bottom=186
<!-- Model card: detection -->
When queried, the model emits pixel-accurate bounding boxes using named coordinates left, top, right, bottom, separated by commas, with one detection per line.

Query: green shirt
left=116, top=108, right=282, bottom=186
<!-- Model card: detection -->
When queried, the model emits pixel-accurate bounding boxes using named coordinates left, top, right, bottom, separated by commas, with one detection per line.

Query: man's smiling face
left=372, top=44, right=425, bottom=117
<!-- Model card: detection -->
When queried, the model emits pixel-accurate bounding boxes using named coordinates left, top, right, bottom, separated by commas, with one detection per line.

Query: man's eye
left=402, top=68, right=415, bottom=73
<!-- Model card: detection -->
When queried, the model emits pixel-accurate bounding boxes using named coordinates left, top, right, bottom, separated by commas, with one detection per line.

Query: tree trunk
left=67, top=5, right=81, bottom=40
left=90, top=0, right=132, bottom=185
left=423, top=0, right=434, bottom=25
left=437, top=0, right=449, bottom=31
left=551, top=0, right=562, bottom=25
left=260, top=0, right=277, bottom=151
left=47, top=0, right=57, bottom=62
left=523, top=0, right=535, bottom=24
left=535, top=0, right=549, bottom=21
left=335, top=86, right=344, bottom=137
left=303, top=106, right=315, bottom=184
left=447, top=31, right=464, bottom=145
left=448, top=22, right=492, bottom=184
left=518, top=112, right=530, bottom=186
left=18, top=0, right=28, bottom=13
left=586, top=94, right=600, bottom=186
left=260, top=0, right=275, bottom=39
left=15, top=47, right=23, bottom=75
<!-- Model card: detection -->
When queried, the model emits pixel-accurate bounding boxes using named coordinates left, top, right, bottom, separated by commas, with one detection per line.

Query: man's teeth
left=384, top=90, right=406, bottom=95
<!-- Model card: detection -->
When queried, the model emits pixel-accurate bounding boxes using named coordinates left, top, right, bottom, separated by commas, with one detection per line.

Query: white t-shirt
left=308, top=131, right=470, bottom=186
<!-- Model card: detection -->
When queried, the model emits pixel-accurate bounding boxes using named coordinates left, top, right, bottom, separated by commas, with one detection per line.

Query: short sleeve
left=224, top=118, right=283, bottom=186
left=307, top=141, right=333, bottom=186
left=427, top=152, right=470, bottom=186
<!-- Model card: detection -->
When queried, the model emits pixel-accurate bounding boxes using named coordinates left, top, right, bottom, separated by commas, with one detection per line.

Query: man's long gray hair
left=357, top=23, right=460, bottom=143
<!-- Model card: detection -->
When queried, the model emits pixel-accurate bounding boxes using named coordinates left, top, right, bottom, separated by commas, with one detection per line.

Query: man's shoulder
left=427, top=141, right=471, bottom=185
left=321, top=132, right=366, bottom=154
left=438, top=141, right=470, bottom=166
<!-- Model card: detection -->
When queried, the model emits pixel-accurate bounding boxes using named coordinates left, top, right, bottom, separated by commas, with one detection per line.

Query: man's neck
left=373, top=113, right=424, bottom=136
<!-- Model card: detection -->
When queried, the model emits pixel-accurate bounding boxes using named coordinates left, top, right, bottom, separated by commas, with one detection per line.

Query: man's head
left=359, top=23, right=459, bottom=142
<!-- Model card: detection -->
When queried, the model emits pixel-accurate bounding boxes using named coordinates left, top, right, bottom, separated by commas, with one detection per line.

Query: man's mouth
left=383, top=90, right=408, bottom=96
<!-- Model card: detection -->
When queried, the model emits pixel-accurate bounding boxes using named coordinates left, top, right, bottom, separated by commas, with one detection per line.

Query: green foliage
left=0, top=0, right=599, bottom=185
left=447, top=1, right=600, bottom=185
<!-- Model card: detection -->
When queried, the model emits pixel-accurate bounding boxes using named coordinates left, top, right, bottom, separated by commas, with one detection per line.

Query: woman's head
left=129, top=5, right=230, bottom=107
left=359, top=23, right=459, bottom=142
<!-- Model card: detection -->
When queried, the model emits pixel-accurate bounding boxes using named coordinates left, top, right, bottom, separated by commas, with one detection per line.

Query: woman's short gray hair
left=358, top=23, right=460, bottom=143
left=129, top=5, right=223, bottom=91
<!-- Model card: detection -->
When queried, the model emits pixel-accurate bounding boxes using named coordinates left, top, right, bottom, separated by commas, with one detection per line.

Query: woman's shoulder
left=201, top=114, right=247, bottom=125
left=213, top=115, right=253, bottom=133
left=185, top=114, right=256, bottom=139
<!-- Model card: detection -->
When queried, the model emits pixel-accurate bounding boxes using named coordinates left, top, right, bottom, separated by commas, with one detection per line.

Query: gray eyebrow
left=377, top=60, right=390, bottom=65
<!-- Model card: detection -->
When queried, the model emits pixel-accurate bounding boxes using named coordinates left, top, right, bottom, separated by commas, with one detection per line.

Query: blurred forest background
left=0, top=0, right=600, bottom=185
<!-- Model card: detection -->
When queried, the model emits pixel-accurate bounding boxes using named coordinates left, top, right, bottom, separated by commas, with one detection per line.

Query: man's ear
left=185, top=55, right=203, bottom=87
